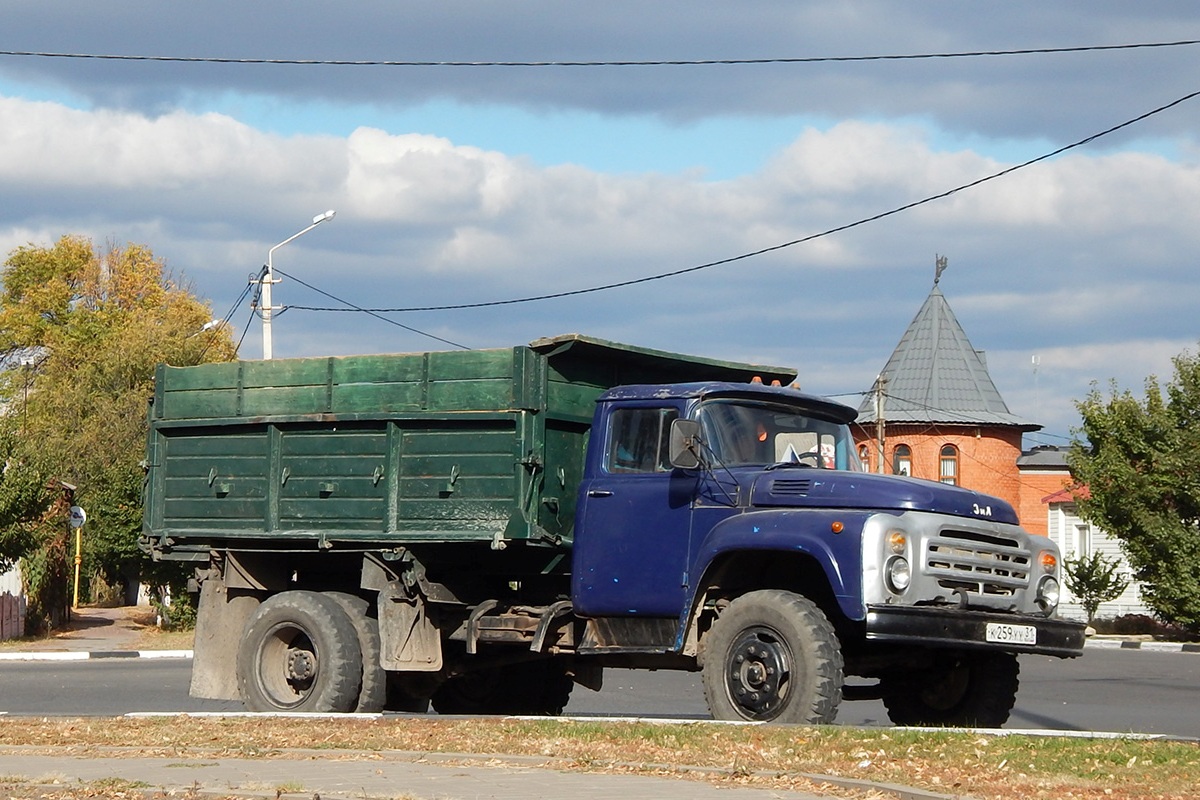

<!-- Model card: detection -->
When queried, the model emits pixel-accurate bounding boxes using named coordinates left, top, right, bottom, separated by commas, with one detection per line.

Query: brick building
left=1015, top=445, right=1074, bottom=537
left=848, top=269, right=1146, bottom=620
left=851, top=273, right=1039, bottom=515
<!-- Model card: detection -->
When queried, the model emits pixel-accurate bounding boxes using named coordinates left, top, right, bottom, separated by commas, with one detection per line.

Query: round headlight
left=1037, top=576, right=1061, bottom=613
left=886, top=556, right=911, bottom=593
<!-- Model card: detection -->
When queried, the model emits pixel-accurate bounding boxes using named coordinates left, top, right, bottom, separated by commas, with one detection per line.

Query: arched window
left=892, top=444, right=912, bottom=476
left=940, top=444, right=958, bottom=485
left=858, top=443, right=871, bottom=471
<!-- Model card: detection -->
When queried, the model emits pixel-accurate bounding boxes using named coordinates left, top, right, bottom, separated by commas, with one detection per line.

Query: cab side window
left=606, top=407, right=680, bottom=473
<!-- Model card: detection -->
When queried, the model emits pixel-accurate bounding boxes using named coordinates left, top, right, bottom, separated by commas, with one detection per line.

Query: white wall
left=0, top=563, right=20, bottom=595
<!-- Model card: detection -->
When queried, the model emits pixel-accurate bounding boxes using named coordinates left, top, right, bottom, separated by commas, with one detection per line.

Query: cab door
left=571, top=405, right=695, bottom=617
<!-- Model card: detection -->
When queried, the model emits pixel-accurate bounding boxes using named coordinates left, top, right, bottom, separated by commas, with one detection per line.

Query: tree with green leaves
left=1062, top=550, right=1131, bottom=626
left=0, top=236, right=236, bottom=631
left=1070, top=347, right=1200, bottom=633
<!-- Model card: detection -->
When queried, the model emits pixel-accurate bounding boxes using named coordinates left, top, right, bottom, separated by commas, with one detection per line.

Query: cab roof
left=598, top=381, right=859, bottom=424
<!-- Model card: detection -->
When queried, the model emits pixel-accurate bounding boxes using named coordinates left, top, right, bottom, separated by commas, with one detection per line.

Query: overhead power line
left=272, top=267, right=469, bottom=349
left=196, top=276, right=256, bottom=361
left=0, top=39, right=1197, bottom=68
left=287, top=86, right=1200, bottom=315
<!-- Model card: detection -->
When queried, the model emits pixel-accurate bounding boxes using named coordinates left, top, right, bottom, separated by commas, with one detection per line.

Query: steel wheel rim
left=724, top=625, right=792, bottom=720
left=256, top=622, right=320, bottom=709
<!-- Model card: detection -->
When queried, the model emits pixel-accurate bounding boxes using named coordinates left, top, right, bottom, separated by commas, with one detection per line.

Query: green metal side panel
left=394, top=424, right=519, bottom=537
left=155, top=347, right=542, bottom=422
left=150, top=416, right=535, bottom=544
left=158, top=428, right=269, bottom=531
left=539, top=419, right=590, bottom=540
left=277, top=426, right=389, bottom=530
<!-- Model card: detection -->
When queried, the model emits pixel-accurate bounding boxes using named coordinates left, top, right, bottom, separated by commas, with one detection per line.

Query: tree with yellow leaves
left=0, top=236, right=236, bottom=631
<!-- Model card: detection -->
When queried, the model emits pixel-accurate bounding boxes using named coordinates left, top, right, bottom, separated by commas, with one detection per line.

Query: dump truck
left=140, top=333, right=1085, bottom=725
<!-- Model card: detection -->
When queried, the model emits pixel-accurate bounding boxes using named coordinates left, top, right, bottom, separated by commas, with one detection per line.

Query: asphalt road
left=1, top=648, right=1196, bottom=737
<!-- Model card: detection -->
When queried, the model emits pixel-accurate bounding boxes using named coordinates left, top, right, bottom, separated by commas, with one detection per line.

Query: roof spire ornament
left=934, top=254, right=948, bottom=286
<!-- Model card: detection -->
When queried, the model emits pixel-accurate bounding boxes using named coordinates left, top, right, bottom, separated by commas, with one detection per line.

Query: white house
left=1042, top=485, right=1151, bottom=621
left=1017, top=446, right=1149, bottom=621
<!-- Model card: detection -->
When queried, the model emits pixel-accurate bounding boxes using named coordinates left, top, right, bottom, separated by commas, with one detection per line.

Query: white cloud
left=344, top=128, right=514, bottom=223
left=976, top=338, right=1195, bottom=439
left=2, top=100, right=290, bottom=188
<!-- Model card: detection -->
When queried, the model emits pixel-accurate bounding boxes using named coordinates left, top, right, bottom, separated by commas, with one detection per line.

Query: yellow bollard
left=72, top=527, right=82, bottom=610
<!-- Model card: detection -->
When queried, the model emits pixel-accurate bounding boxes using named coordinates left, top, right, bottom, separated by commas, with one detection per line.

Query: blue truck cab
left=570, top=380, right=1084, bottom=725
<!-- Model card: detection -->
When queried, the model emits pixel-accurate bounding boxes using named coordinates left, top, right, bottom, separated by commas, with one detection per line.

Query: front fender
left=689, top=509, right=870, bottom=621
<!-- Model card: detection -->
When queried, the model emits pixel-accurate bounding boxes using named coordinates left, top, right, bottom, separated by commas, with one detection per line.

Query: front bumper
left=865, top=604, right=1087, bottom=658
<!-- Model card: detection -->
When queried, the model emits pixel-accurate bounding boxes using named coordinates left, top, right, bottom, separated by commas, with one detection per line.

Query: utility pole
left=874, top=374, right=886, bottom=474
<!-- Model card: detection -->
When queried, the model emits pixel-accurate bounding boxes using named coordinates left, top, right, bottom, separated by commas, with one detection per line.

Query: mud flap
left=190, top=574, right=260, bottom=700
left=378, top=580, right=442, bottom=671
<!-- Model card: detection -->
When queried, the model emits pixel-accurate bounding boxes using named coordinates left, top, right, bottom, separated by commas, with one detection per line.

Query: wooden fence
left=0, top=592, right=25, bottom=640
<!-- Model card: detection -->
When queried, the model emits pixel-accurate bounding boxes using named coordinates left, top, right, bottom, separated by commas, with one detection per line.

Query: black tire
left=237, top=590, right=363, bottom=713
left=702, top=590, right=843, bottom=724
left=430, top=659, right=574, bottom=716
left=323, top=592, right=387, bottom=713
left=880, top=651, right=1019, bottom=728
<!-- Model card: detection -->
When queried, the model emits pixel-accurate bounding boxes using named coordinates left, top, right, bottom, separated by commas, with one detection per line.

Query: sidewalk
left=0, top=605, right=193, bottom=660
left=0, top=749, right=905, bottom=800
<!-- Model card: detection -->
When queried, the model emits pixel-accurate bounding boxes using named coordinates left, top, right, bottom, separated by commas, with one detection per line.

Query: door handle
left=587, top=490, right=614, bottom=498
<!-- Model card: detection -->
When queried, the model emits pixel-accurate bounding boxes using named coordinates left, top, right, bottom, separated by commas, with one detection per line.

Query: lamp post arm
left=268, top=220, right=323, bottom=269
left=261, top=210, right=336, bottom=360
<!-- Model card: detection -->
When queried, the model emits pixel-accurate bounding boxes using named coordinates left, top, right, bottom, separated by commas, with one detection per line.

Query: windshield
left=696, top=398, right=863, bottom=471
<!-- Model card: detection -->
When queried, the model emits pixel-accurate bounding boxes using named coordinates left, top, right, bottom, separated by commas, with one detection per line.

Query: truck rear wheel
left=880, top=651, right=1019, bottom=728
left=430, top=659, right=573, bottom=716
left=323, top=592, right=387, bottom=713
left=702, top=590, right=843, bottom=724
left=237, top=590, right=363, bottom=713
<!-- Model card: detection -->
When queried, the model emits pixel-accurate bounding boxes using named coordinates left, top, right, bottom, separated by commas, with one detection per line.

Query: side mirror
left=669, top=419, right=704, bottom=470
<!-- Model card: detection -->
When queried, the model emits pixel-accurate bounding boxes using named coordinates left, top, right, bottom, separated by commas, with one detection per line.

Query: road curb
left=1084, top=639, right=1200, bottom=654
left=0, top=649, right=193, bottom=661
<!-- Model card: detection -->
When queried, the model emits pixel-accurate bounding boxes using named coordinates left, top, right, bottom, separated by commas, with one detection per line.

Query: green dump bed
left=142, top=334, right=796, bottom=559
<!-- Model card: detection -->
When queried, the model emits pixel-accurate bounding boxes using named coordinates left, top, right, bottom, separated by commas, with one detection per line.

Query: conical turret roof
left=857, top=284, right=1039, bottom=430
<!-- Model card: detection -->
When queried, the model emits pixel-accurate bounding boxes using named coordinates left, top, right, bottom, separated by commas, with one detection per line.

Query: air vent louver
left=770, top=478, right=812, bottom=496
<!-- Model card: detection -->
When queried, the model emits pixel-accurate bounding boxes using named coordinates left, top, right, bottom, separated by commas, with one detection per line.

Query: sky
left=2, top=2, right=1199, bottom=445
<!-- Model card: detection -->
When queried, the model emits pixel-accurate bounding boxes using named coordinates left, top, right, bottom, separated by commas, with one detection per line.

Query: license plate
left=985, top=622, right=1037, bottom=645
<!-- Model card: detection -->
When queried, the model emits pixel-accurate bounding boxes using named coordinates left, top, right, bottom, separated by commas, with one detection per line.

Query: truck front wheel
left=702, top=590, right=843, bottom=724
left=237, top=591, right=363, bottom=713
left=880, top=651, right=1019, bottom=728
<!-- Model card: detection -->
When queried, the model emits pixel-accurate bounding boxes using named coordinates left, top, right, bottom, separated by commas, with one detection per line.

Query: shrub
left=1063, top=550, right=1130, bottom=625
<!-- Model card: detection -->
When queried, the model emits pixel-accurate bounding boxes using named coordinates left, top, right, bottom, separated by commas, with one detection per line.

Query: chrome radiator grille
left=925, top=529, right=1031, bottom=596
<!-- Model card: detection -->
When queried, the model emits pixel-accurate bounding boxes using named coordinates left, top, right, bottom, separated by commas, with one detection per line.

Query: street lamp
left=260, top=209, right=336, bottom=359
